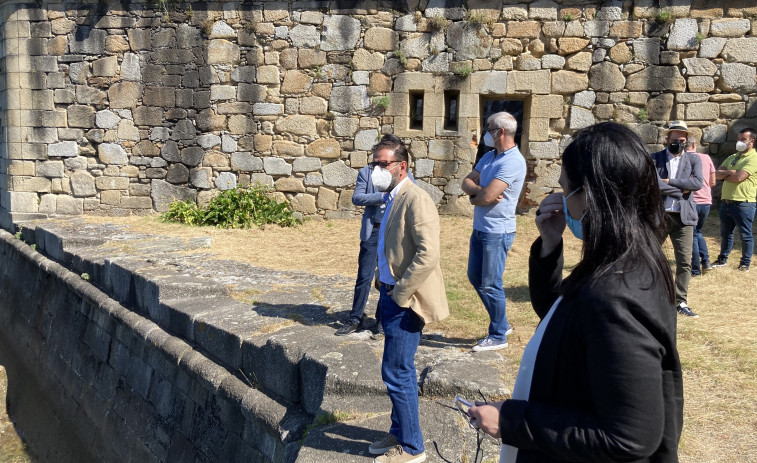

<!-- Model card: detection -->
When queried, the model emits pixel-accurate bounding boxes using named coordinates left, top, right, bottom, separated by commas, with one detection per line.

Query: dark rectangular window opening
left=444, top=90, right=459, bottom=131
left=476, top=97, right=525, bottom=164
left=409, top=91, right=424, bottom=130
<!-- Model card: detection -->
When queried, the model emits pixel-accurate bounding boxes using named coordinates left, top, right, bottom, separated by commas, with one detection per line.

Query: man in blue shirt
left=461, top=112, right=527, bottom=351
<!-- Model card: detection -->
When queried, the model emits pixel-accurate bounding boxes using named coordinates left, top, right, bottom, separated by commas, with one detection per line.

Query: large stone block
left=133, top=106, right=163, bottom=126
left=719, top=63, right=757, bottom=92
left=321, top=15, right=361, bottom=51
left=207, top=39, right=240, bottom=65
left=306, top=138, right=341, bottom=159
left=151, top=179, right=196, bottom=212
left=329, top=86, right=369, bottom=113
left=722, top=38, right=757, bottom=63
left=69, top=27, right=106, bottom=54
left=317, top=187, right=338, bottom=210
left=710, top=19, right=751, bottom=37
left=551, top=70, right=588, bottom=95
left=293, top=157, right=322, bottom=173
left=352, top=49, right=385, bottom=71
left=281, top=71, right=313, bottom=94
left=274, top=115, right=317, bottom=136
left=98, top=143, right=128, bottom=165
left=263, top=157, right=292, bottom=176
left=95, top=176, right=129, bottom=190
left=506, top=21, right=541, bottom=38
left=531, top=94, right=564, bottom=118
left=447, top=23, right=492, bottom=60
left=274, top=177, right=305, bottom=193
left=215, top=172, right=237, bottom=190
left=633, top=38, right=660, bottom=64
left=55, top=196, right=83, bottom=215
left=647, top=94, right=674, bottom=121
left=470, top=71, right=508, bottom=94
left=108, top=82, right=142, bottom=109
left=354, top=130, right=380, bottom=151
left=568, top=107, right=595, bottom=130
left=92, top=55, right=118, bottom=77
left=688, top=76, right=715, bottom=93
left=698, top=37, right=727, bottom=59
left=584, top=21, right=610, bottom=37
left=528, top=140, right=559, bottom=159
left=290, top=194, right=316, bottom=213
left=557, top=38, right=590, bottom=55
left=667, top=19, right=698, bottom=50
left=682, top=58, right=718, bottom=76
left=143, top=86, right=176, bottom=107
left=37, top=160, right=64, bottom=178
left=321, top=160, right=358, bottom=187
left=181, top=147, right=204, bottom=167
left=48, top=141, right=79, bottom=158
left=10, top=177, right=51, bottom=193
left=190, top=168, right=211, bottom=189
left=290, top=24, right=319, bottom=47
left=686, top=102, right=719, bottom=120
left=365, top=27, right=399, bottom=52
left=626, top=66, right=686, bottom=92
left=273, top=141, right=304, bottom=157
left=588, top=62, right=625, bottom=92
left=610, top=21, right=643, bottom=38
left=506, top=70, right=550, bottom=94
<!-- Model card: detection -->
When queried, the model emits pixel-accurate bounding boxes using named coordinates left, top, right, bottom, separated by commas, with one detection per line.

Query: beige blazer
left=378, top=180, right=449, bottom=325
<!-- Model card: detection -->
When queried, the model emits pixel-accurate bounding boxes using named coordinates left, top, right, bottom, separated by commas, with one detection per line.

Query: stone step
left=16, top=218, right=514, bottom=456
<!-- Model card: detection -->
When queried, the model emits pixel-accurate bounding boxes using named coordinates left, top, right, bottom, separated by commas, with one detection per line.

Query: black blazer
left=498, top=238, right=683, bottom=462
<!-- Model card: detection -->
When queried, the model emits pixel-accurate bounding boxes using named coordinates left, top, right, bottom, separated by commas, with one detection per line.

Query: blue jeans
left=349, top=226, right=380, bottom=321
left=467, top=230, right=515, bottom=340
left=718, top=201, right=757, bottom=267
left=691, top=204, right=711, bottom=274
left=379, top=286, right=423, bottom=455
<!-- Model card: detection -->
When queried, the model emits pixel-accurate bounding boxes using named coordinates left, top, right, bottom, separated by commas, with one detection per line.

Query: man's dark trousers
left=349, top=225, right=380, bottom=321
left=665, top=213, right=693, bottom=305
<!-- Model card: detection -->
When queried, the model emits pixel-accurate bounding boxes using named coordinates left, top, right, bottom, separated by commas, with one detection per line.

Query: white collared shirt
left=377, top=177, right=410, bottom=285
left=664, top=151, right=682, bottom=213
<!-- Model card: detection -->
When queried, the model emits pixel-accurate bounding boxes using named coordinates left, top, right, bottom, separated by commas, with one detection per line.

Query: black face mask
left=668, top=141, right=683, bottom=154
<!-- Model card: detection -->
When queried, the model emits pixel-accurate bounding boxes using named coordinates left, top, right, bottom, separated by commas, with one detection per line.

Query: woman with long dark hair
left=469, top=122, right=683, bottom=462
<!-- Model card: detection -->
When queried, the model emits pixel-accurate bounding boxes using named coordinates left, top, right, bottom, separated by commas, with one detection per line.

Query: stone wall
left=0, top=228, right=311, bottom=462
left=1, top=0, right=756, bottom=222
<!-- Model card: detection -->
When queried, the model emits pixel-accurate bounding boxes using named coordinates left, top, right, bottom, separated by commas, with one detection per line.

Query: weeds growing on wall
left=161, top=186, right=302, bottom=229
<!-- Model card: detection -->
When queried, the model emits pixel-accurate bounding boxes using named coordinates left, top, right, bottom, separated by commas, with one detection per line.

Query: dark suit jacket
left=498, top=238, right=683, bottom=462
left=651, top=150, right=703, bottom=226
left=352, top=165, right=386, bottom=242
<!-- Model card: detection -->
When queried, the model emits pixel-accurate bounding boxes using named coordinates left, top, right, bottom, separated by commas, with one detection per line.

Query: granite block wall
left=0, top=0, right=756, bottom=221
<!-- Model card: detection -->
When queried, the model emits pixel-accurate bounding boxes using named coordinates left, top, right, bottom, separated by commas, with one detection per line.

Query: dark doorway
left=476, top=98, right=524, bottom=165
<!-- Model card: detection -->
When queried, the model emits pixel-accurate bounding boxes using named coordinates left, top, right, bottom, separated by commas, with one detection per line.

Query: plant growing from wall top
left=393, top=49, right=408, bottom=68
left=372, top=95, right=390, bottom=111
left=655, top=9, right=674, bottom=24
left=464, top=11, right=494, bottom=30
left=453, top=63, right=473, bottom=77
left=428, top=15, right=449, bottom=31
left=151, top=0, right=176, bottom=22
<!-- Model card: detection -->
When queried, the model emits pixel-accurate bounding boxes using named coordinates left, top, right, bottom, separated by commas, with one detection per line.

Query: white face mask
left=483, top=131, right=496, bottom=148
left=736, top=140, right=749, bottom=152
left=371, top=165, right=394, bottom=192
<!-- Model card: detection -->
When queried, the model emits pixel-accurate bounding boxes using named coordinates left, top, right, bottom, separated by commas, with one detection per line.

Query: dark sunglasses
left=369, top=160, right=400, bottom=169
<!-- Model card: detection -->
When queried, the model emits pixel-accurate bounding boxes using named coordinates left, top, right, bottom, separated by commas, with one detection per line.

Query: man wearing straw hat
left=651, top=120, right=703, bottom=318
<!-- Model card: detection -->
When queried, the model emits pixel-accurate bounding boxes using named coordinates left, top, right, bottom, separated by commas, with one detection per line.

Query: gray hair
left=686, top=136, right=696, bottom=150
left=487, top=111, right=517, bottom=137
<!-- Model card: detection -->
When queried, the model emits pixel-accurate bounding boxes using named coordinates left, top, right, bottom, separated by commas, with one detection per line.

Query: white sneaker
left=472, top=335, right=508, bottom=352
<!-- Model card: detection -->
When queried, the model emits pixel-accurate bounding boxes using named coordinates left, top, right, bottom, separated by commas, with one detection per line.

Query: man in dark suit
left=651, top=121, right=703, bottom=317
left=336, top=135, right=414, bottom=338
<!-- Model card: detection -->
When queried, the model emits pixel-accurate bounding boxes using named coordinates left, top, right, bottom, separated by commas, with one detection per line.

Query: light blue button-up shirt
left=377, top=177, right=410, bottom=285
left=472, top=146, right=527, bottom=234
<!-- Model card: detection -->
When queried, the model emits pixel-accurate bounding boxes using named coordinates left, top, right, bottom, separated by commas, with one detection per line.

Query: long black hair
left=560, top=122, right=675, bottom=303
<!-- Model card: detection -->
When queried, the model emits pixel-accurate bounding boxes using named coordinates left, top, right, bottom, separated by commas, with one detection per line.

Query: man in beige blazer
left=367, top=135, right=448, bottom=463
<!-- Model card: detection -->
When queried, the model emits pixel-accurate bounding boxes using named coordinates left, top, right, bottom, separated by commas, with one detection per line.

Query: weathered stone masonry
left=1, top=0, right=757, bottom=225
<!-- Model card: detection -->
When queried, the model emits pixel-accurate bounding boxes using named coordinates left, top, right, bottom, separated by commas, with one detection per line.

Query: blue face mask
left=562, top=187, right=586, bottom=241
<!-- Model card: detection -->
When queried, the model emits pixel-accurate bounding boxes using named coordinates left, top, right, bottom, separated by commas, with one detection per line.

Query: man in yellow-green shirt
left=712, top=128, right=757, bottom=272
